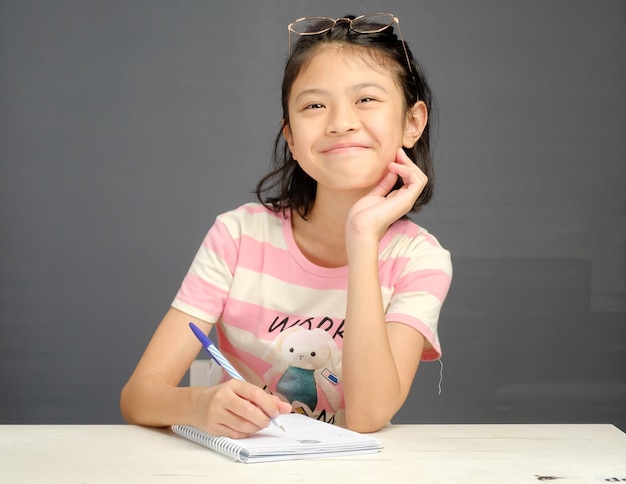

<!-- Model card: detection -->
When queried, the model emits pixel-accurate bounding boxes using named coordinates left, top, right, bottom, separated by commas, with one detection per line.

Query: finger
left=390, top=164, right=426, bottom=188
left=270, top=395, right=293, bottom=414
left=231, top=381, right=282, bottom=426
left=389, top=152, right=427, bottom=188
left=277, top=400, right=293, bottom=414
left=394, top=147, right=413, bottom=166
left=391, top=148, right=426, bottom=176
left=220, top=407, right=266, bottom=438
left=201, top=397, right=262, bottom=438
left=210, top=421, right=255, bottom=440
left=229, top=398, right=272, bottom=431
left=370, top=170, right=399, bottom=197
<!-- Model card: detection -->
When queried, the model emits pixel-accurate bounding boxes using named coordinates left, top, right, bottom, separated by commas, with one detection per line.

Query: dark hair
left=255, top=15, right=436, bottom=219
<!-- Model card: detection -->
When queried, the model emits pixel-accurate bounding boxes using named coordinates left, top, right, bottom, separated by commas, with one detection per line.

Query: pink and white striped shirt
left=172, top=203, right=452, bottom=426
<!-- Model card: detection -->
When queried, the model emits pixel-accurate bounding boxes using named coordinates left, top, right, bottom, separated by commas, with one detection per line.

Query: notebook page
left=172, top=413, right=382, bottom=463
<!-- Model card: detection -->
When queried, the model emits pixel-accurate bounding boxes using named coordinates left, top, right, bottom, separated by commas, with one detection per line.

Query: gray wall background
left=1, top=0, right=625, bottom=430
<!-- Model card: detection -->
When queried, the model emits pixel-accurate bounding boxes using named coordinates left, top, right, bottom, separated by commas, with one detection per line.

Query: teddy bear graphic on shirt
left=263, top=326, right=342, bottom=418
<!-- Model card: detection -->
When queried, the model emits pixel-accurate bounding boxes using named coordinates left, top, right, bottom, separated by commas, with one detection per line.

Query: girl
left=120, top=13, right=452, bottom=438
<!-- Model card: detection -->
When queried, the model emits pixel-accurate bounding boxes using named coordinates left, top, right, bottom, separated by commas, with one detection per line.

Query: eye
left=310, top=352, right=316, bottom=357
left=357, top=97, right=376, bottom=104
left=289, top=348, right=294, bottom=353
left=304, top=102, right=324, bottom=110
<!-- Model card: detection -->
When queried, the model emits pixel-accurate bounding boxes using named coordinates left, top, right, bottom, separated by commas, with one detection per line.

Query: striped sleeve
left=382, top=223, right=453, bottom=361
left=171, top=213, right=239, bottom=323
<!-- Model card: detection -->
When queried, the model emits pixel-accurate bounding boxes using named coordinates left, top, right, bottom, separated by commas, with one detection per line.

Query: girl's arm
left=120, top=307, right=290, bottom=438
left=342, top=148, right=429, bottom=432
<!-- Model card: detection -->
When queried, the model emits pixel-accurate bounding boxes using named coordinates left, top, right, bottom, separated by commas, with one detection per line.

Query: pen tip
left=280, top=426, right=286, bottom=432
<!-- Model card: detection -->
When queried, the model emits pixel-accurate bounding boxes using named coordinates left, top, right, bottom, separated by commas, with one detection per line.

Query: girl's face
left=283, top=45, right=424, bottom=198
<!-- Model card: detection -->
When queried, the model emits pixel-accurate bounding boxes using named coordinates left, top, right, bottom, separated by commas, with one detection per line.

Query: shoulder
left=385, top=218, right=448, bottom=250
left=382, top=218, right=452, bottom=272
left=215, top=202, right=283, bottom=231
left=216, top=202, right=278, bottom=222
left=217, top=202, right=282, bottom=223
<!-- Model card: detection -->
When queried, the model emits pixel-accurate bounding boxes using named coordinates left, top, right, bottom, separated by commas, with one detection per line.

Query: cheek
left=288, top=142, right=301, bottom=162
left=286, top=126, right=311, bottom=160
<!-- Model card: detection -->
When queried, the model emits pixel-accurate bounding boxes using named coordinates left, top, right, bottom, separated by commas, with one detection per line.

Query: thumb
left=271, top=395, right=292, bottom=414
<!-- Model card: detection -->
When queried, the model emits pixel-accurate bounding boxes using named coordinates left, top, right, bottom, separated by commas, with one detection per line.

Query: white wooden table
left=1, top=423, right=625, bottom=483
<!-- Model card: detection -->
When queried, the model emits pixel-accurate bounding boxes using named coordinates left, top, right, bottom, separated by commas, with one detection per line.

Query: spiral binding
left=172, top=425, right=245, bottom=462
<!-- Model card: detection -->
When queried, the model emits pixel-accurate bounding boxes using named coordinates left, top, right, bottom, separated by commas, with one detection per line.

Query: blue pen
left=188, top=322, right=286, bottom=432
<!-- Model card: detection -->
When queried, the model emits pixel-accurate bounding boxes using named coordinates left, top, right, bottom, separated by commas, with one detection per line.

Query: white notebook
left=171, top=413, right=382, bottom=463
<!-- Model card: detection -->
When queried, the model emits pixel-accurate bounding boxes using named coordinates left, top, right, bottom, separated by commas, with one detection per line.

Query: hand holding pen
left=189, top=322, right=287, bottom=432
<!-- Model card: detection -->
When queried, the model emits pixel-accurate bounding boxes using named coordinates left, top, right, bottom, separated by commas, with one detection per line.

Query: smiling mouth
left=322, top=145, right=368, bottom=155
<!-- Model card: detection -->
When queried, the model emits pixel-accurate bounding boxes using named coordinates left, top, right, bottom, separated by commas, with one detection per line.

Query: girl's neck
left=290, top=189, right=365, bottom=268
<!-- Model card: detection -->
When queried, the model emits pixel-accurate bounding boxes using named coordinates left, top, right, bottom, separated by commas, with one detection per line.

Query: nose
left=325, top=103, right=359, bottom=135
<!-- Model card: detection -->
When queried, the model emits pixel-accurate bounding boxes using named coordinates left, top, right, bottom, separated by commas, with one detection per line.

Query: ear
left=402, top=101, right=428, bottom=149
left=312, top=328, right=336, bottom=349
left=282, top=121, right=295, bottom=152
left=264, top=326, right=298, bottom=359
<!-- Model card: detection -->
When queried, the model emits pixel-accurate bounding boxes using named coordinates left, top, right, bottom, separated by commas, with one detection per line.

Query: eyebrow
left=293, top=83, right=389, bottom=103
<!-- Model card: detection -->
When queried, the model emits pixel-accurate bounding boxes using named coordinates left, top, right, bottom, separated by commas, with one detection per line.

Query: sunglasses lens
left=351, top=14, right=395, bottom=33
left=290, top=17, right=335, bottom=35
